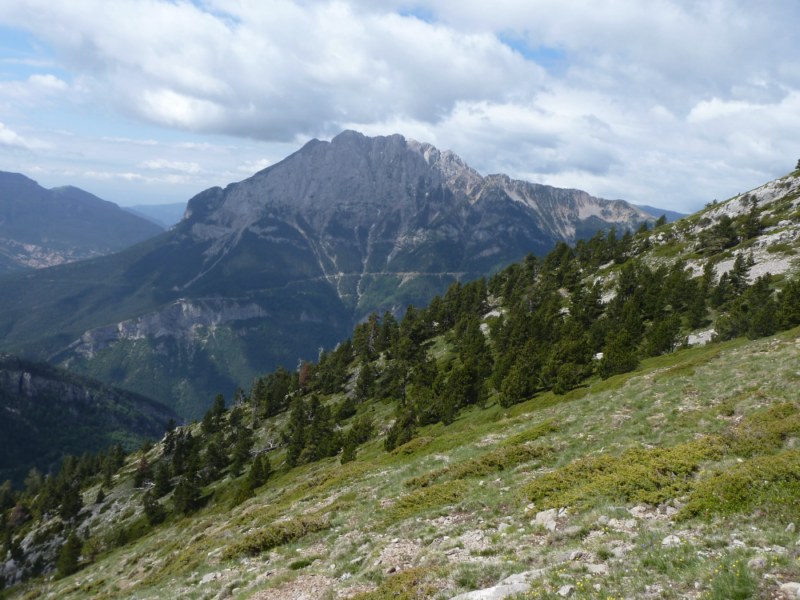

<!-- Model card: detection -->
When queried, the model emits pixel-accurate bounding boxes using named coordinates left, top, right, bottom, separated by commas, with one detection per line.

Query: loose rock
left=558, top=584, right=575, bottom=597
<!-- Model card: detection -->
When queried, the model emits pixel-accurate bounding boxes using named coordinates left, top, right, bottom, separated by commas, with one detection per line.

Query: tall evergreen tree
left=55, top=532, right=82, bottom=578
left=173, top=472, right=200, bottom=515
left=284, top=398, right=308, bottom=468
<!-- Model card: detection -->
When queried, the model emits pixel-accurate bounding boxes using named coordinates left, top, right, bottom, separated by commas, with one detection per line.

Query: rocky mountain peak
left=0, top=133, right=654, bottom=418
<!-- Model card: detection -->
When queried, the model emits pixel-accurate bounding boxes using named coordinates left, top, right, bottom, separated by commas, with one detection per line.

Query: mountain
left=123, top=202, right=187, bottom=229
left=634, top=203, right=687, bottom=222
left=2, top=165, right=799, bottom=597
left=0, top=354, right=176, bottom=486
left=0, top=172, right=164, bottom=274
left=0, top=131, right=650, bottom=418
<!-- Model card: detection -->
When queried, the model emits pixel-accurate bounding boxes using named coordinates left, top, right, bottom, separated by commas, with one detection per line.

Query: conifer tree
left=203, top=439, right=229, bottom=481
left=305, top=396, right=335, bottom=461
left=599, top=331, right=639, bottom=379
left=384, top=406, right=416, bottom=451
left=153, top=462, right=172, bottom=498
left=173, top=473, right=200, bottom=515
left=56, top=532, right=81, bottom=578
left=284, top=398, right=307, bottom=467
left=340, top=432, right=357, bottom=464
left=59, top=484, right=82, bottom=522
left=355, top=362, right=376, bottom=403
left=133, top=456, right=152, bottom=488
left=245, top=455, right=269, bottom=490
left=230, top=427, right=254, bottom=476
left=142, top=490, right=166, bottom=525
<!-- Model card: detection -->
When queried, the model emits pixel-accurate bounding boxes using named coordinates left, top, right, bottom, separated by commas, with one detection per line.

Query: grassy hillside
left=4, top=329, right=800, bottom=598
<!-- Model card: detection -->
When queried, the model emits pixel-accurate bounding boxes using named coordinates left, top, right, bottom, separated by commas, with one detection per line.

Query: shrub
left=521, top=436, right=726, bottom=509
left=386, top=480, right=468, bottom=523
left=348, top=568, right=437, bottom=599
left=680, top=450, right=800, bottom=521
left=223, top=514, right=329, bottom=559
left=406, top=443, right=552, bottom=489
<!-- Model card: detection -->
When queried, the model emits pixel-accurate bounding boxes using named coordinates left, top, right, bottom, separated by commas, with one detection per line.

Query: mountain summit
left=186, top=131, right=651, bottom=319
left=0, top=132, right=650, bottom=417
left=182, top=130, right=648, bottom=313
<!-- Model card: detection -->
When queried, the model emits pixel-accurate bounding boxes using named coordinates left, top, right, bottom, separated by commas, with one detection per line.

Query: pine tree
left=644, top=313, right=681, bottom=356
left=305, top=397, right=335, bottom=461
left=599, top=331, right=639, bottom=379
left=284, top=398, right=307, bottom=467
left=133, top=456, right=152, bottom=488
left=173, top=474, right=200, bottom=515
left=499, top=361, right=531, bottom=408
left=355, top=362, right=376, bottom=403
left=340, top=432, right=357, bottom=464
left=55, top=532, right=81, bottom=578
left=384, top=406, right=416, bottom=451
left=142, top=491, right=166, bottom=525
left=245, top=455, right=269, bottom=490
left=153, top=462, right=172, bottom=498
left=202, top=439, right=229, bottom=482
left=777, top=279, right=800, bottom=328
left=230, top=427, right=254, bottom=476
left=59, top=484, right=82, bottom=522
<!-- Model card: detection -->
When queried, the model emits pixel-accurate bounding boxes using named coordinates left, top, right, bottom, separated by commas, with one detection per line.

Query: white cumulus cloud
left=0, top=0, right=798, bottom=211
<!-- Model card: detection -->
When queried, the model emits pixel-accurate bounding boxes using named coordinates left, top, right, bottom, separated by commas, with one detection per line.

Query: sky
left=0, top=1, right=798, bottom=212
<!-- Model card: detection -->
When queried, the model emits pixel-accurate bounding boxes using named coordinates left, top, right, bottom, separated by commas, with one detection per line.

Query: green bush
left=405, top=442, right=552, bottom=489
left=500, top=419, right=559, bottom=447
left=223, top=514, right=329, bottom=559
left=723, top=402, right=800, bottom=457
left=386, top=480, right=467, bottom=523
left=521, top=436, right=726, bottom=509
left=349, top=568, right=437, bottom=599
left=681, top=450, right=800, bottom=521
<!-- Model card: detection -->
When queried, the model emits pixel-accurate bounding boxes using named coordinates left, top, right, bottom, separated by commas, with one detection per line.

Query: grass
left=348, top=568, right=439, bottom=599
left=703, top=556, right=758, bottom=600
left=404, top=438, right=553, bottom=489
left=12, top=329, right=800, bottom=600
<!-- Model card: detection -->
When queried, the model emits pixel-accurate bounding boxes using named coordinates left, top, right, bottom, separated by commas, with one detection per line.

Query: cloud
left=0, top=1, right=542, bottom=140
left=140, top=158, right=202, bottom=174
left=0, top=121, right=47, bottom=149
left=237, top=158, right=272, bottom=174
left=0, top=73, right=70, bottom=107
left=0, top=1, right=799, bottom=212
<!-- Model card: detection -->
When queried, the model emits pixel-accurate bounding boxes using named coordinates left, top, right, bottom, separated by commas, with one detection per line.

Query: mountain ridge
left=0, top=353, right=177, bottom=486
left=0, top=172, right=164, bottom=273
left=0, top=131, right=652, bottom=418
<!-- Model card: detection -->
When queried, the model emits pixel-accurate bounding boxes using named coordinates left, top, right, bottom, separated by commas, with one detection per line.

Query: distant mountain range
left=0, top=131, right=652, bottom=418
left=123, top=202, right=187, bottom=229
left=0, top=354, right=176, bottom=485
left=0, top=172, right=164, bottom=274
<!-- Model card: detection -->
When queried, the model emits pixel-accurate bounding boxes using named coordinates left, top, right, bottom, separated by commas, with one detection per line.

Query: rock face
left=0, top=171, right=164, bottom=274
left=0, top=131, right=650, bottom=418
left=0, top=354, right=176, bottom=485
left=183, top=131, right=649, bottom=315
